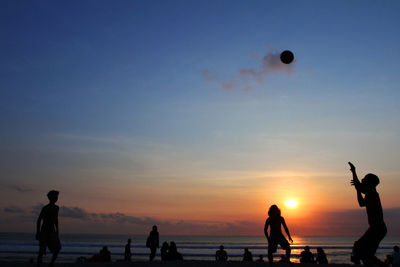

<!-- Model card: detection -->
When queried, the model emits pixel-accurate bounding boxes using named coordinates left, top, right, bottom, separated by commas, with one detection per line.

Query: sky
left=1, top=0, right=400, bottom=236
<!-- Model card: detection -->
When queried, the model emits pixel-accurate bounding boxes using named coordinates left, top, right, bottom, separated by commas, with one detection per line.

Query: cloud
left=3, top=206, right=25, bottom=213
left=203, top=45, right=296, bottom=91
left=239, top=51, right=294, bottom=82
left=222, top=82, right=237, bottom=91
left=202, top=69, right=217, bottom=81
left=2, top=184, right=34, bottom=193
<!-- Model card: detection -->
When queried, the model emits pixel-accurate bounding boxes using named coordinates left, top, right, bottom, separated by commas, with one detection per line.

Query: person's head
left=317, top=247, right=324, bottom=254
left=219, top=245, right=224, bottom=250
left=259, top=255, right=264, bottom=259
left=394, top=245, right=399, bottom=252
left=245, top=248, right=249, bottom=252
left=127, top=238, right=131, bottom=244
left=169, top=241, right=177, bottom=252
left=268, top=205, right=281, bottom=217
left=47, top=190, right=59, bottom=203
left=361, top=173, right=380, bottom=189
left=152, top=225, right=158, bottom=231
left=162, top=242, right=169, bottom=248
left=304, top=246, right=310, bottom=251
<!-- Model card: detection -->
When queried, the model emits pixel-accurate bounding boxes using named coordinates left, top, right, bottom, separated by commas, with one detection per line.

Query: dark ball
left=280, top=50, right=294, bottom=64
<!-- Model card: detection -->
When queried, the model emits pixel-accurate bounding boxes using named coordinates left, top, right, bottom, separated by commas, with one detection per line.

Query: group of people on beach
left=34, top=162, right=393, bottom=267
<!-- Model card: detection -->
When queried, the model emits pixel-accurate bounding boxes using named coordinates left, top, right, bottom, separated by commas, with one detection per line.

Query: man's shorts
left=39, top=232, right=61, bottom=254
left=268, top=234, right=290, bottom=253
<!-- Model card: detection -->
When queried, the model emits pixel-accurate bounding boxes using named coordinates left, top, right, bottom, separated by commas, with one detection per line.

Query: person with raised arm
left=349, top=162, right=387, bottom=267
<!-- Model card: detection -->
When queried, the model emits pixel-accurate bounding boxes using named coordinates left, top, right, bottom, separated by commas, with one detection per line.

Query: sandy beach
left=0, top=262, right=355, bottom=267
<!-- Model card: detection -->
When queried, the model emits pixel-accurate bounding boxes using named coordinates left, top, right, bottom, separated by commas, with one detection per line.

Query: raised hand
left=348, top=162, right=356, bottom=172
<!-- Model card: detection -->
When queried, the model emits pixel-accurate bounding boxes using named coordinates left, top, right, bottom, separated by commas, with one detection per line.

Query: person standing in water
left=349, top=162, right=387, bottom=267
left=264, top=204, right=293, bottom=265
left=36, top=190, right=61, bottom=267
left=146, top=225, right=159, bottom=261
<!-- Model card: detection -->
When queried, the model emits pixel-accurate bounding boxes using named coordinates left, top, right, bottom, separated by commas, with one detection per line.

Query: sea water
left=0, top=233, right=399, bottom=263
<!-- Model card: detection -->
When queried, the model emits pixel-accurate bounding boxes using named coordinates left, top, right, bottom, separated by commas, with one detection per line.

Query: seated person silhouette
left=264, top=204, right=293, bottom=264
left=215, top=245, right=228, bottom=261
left=300, top=246, right=315, bottom=264
left=243, top=248, right=253, bottom=262
left=124, top=238, right=132, bottom=261
left=160, top=242, right=169, bottom=261
left=89, top=246, right=111, bottom=262
left=165, top=241, right=183, bottom=261
left=392, top=246, right=400, bottom=267
left=316, top=247, right=328, bottom=264
left=256, top=255, right=265, bottom=262
left=349, top=162, right=387, bottom=267
left=36, top=190, right=61, bottom=267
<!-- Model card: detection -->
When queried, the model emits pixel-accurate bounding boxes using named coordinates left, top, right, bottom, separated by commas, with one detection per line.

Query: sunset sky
left=1, top=1, right=400, bottom=236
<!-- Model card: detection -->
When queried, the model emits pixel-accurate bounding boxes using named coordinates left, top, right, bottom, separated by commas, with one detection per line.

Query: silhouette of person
left=349, top=162, right=387, bottom=267
left=392, top=246, right=400, bottom=267
left=243, top=248, right=253, bottom=262
left=160, top=242, right=169, bottom=261
left=264, top=204, right=293, bottom=264
left=165, top=241, right=183, bottom=261
left=256, top=255, right=265, bottom=262
left=89, top=246, right=111, bottom=262
left=99, top=246, right=111, bottom=262
left=215, top=245, right=228, bottom=261
left=300, top=246, right=315, bottom=263
left=124, top=238, right=132, bottom=261
left=36, top=190, right=61, bottom=267
left=316, top=247, right=328, bottom=264
left=146, top=225, right=159, bottom=261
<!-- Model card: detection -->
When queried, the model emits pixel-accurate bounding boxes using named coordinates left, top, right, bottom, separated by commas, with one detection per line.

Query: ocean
left=0, top=233, right=399, bottom=263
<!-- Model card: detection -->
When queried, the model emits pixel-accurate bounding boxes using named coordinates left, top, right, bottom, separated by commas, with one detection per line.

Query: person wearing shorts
left=349, top=162, right=387, bottom=267
left=36, top=190, right=61, bottom=267
left=264, top=205, right=293, bottom=265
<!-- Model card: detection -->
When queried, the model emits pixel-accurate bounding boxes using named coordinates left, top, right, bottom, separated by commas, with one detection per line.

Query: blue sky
left=1, top=1, right=400, bottom=235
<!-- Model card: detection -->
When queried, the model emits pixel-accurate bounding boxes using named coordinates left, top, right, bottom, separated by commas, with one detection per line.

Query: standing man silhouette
left=349, top=162, right=387, bottom=267
left=264, top=204, right=293, bottom=265
left=36, top=190, right=61, bottom=267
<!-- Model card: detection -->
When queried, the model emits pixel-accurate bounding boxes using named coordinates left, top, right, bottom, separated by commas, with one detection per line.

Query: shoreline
left=0, top=261, right=355, bottom=267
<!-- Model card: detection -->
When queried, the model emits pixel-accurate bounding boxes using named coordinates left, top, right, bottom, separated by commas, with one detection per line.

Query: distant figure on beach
left=392, top=246, right=400, bottom=267
left=36, top=190, right=61, bottom=267
left=243, top=248, right=253, bottom=261
left=160, top=242, right=169, bottom=261
left=264, top=204, right=293, bottom=264
left=146, top=225, right=159, bottom=261
left=216, top=245, right=228, bottom=261
left=316, top=247, right=328, bottom=264
left=300, top=246, right=315, bottom=263
left=89, top=246, right=111, bottom=262
left=165, top=241, right=183, bottom=261
left=349, top=162, right=387, bottom=267
left=124, top=238, right=132, bottom=261
left=256, top=255, right=265, bottom=262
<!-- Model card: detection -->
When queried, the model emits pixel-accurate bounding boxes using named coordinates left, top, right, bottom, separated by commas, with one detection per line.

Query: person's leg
left=36, top=251, right=43, bottom=267
left=49, top=250, right=59, bottom=267
left=37, top=241, right=46, bottom=267
left=149, top=247, right=156, bottom=261
left=286, top=246, right=291, bottom=262
left=268, top=248, right=274, bottom=265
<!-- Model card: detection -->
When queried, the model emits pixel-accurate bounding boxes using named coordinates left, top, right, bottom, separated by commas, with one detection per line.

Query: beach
left=0, top=261, right=355, bottom=267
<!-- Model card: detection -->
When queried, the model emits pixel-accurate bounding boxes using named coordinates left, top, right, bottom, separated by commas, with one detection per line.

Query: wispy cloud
left=203, top=45, right=296, bottom=91
left=2, top=184, right=35, bottom=193
left=202, top=69, right=217, bottom=81
left=3, top=206, right=25, bottom=213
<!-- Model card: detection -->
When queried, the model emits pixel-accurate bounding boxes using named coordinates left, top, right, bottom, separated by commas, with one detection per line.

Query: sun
left=285, top=199, right=298, bottom=209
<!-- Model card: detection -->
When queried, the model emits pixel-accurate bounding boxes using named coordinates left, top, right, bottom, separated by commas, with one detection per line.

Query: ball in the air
left=280, top=50, right=294, bottom=64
